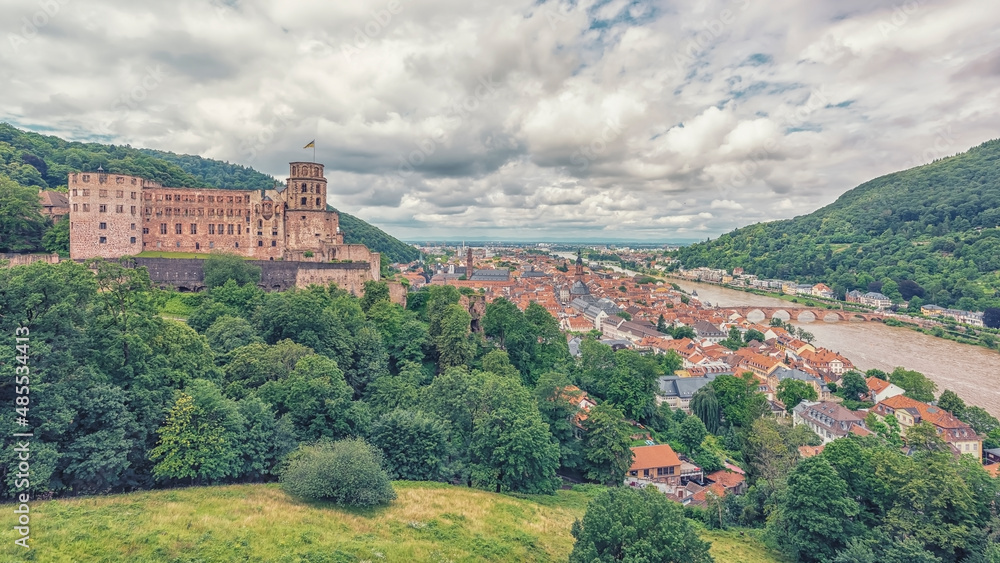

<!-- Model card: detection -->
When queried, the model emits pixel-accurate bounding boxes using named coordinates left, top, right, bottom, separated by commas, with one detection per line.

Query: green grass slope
left=1, top=482, right=783, bottom=562
left=673, top=139, right=1000, bottom=310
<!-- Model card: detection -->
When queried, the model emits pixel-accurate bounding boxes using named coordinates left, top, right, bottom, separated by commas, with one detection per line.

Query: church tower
left=287, top=162, right=327, bottom=211
left=575, top=249, right=584, bottom=277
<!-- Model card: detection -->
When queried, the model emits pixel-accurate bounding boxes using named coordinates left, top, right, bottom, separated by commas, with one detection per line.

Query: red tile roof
left=629, top=444, right=681, bottom=472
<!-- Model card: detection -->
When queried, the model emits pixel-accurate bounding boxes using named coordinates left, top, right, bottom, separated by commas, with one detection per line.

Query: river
left=671, top=279, right=1000, bottom=416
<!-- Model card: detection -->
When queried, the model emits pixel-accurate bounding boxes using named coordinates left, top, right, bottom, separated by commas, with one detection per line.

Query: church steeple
left=575, top=249, right=584, bottom=277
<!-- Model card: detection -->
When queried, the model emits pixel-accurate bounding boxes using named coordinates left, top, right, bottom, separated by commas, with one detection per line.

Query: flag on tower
left=303, top=140, right=315, bottom=149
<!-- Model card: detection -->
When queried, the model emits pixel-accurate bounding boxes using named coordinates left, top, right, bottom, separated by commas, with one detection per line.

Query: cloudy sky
left=2, top=0, right=999, bottom=241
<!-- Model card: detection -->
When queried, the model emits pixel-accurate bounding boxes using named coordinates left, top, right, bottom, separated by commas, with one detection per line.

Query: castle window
left=209, top=241, right=214, bottom=249
left=176, top=241, right=181, bottom=247
left=116, top=205, right=124, bottom=213
left=116, top=177, right=124, bottom=184
left=99, top=190, right=108, bottom=197
left=176, top=194, right=181, bottom=201
left=82, top=204, right=90, bottom=212
left=131, top=179, right=137, bottom=185
left=218, top=223, right=224, bottom=234
left=316, top=198, right=320, bottom=206
left=258, top=219, right=263, bottom=227
left=227, top=209, right=233, bottom=217
left=190, top=224, right=197, bottom=235
left=227, top=224, right=234, bottom=235
left=198, top=195, right=204, bottom=203
left=237, top=225, right=241, bottom=234
left=131, top=223, right=136, bottom=230
left=198, top=209, right=203, bottom=216
left=209, top=225, right=215, bottom=234
left=82, top=175, right=90, bottom=182
left=116, top=190, right=123, bottom=198
left=99, top=237, right=107, bottom=244
left=99, top=204, right=107, bottom=213
left=99, top=222, right=107, bottom=229
left=271, top=240, right=276, bottom=247
left=72, top=203, right=78, bottom=211
left=72, top=189, right=78, bottom=196
left=228, top=196, right=234, bottom=204
left=236, top=196, right=242, bottom=204
left=165, top=208, right=171, bottom=216
left=301, top=197, right=307, bottom=205
left=166, top=195, right=172, bottom=201
left=131, top=206, right=137, bottom=214
left=175, top=223, right=182, bottom=234
left=258, top=240, right=263, bottom=247
left=195, top=243, right=200, bottom=250
left=131, top=191, right=137, bottom=199
left=143, top=228, right=149, bottom=234
left=130, top=237, right=136, bottom=244
left=82, top=189, right=90, bottom=196
left=208, top=196, right=214, bottom=203
left=235, top=242, right=239, bottom=248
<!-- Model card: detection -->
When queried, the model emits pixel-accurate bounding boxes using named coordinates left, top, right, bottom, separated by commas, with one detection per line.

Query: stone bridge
left=721, top=306, right=885, bottom=323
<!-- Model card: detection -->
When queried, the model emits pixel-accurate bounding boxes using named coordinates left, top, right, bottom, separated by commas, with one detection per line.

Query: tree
left=711, top=373, right=768, bottom=430
left=581, top=403, right=634, bottom=486
left=606, top=349, right=660, bottom=420
left=280, top=439, right=396, bottom=507
left=744, top=328, right=766, bottom=343
left=777, top=379, right=818, bottom=413
left=984, top=307, right=1000, bottom=329
left=359, top=280, right=390, bottom=312
left=436, top=303, right=475, bottom=369
left=690, top=386, right=721, bottom=434
left=202, top=252, right=261, bottom=288
left=150, top=381, right=244, bottom=484
left=744, top=418, right=794, bottom=487
left=578, top=338, right=616, bottom=398
left=204, top=315, right=261, bottom=356
left=889, top=367, right=937, bottom=403
left=369, top=409, right=451, bottom=481
left=468, top=376, right=560, bottom=494
left=670, top=325, right=696, bottom=340
left=772, top=456, right=860, bottom=562
left=656, top=314, right=668, bottom=334
left=936, top=390, right=966, bottom=419
left=0, top=175, right=47, bottom=252
left=535, top=371, right=583, bottom=470
left=570, top=487, right=714, bottom=563
left=839, top=371, right=870, bottom=401
left=679, top=415, right=709, bottom=453
left=42, top=214, right=69, bottom=256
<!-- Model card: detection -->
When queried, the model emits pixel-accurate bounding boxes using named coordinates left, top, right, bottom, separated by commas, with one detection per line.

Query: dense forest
left=0, top=123, right=420, bottom=263
left=3, top=258, right=1000, bottom=561
left=672, top=139, right=1000, bottom=311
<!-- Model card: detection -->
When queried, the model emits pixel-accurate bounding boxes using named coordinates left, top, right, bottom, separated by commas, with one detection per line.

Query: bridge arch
left=795, top=310, right=816, bottom=323
left=822, top=312, right=844, bottom=322
left=746, top=309, right=766, bottom=323
left=771, top=309, right=791, bottom=322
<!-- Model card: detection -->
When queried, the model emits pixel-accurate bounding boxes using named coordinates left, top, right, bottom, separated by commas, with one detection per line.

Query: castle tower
left=287, top=162, right=327, bottom=210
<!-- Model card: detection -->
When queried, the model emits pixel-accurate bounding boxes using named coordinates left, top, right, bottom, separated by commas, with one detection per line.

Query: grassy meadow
left=2, top=482, right=785, bottom=562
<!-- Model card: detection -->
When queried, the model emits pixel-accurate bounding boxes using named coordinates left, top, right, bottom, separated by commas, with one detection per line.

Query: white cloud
left=1, top=0, right=998, bottom=241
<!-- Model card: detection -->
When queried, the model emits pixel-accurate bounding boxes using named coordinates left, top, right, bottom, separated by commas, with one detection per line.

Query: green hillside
left=0, top=124, right=419, bottom=263
left=673, top=139, right=1000, bottom=310
left=0, top=482, right=782, bottom=562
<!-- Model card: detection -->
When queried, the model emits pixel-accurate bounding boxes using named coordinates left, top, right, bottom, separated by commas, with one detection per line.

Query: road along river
left=671, top=280, right=1000, bottom=416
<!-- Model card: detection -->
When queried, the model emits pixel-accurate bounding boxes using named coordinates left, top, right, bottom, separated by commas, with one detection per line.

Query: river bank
left=671, top=279, right=1000, bottom=416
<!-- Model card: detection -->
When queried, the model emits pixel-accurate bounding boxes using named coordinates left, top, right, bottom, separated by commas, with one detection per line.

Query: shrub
left=203, top=252, right=261, bottom=288
left=280, top=439, right=396, bottom=507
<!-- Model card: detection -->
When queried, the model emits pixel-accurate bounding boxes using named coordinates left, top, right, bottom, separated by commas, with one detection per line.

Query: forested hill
left=672, top=139, right=1000, bottom=311
left=0, top=124, right=420, bottom=263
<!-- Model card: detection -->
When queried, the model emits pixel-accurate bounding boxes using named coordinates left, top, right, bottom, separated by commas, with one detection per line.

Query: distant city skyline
left=4, top=0, right=999, bottom=240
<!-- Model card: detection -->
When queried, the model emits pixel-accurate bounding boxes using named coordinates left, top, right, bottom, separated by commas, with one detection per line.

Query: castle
left=66, top=162, right=384, bottom=292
